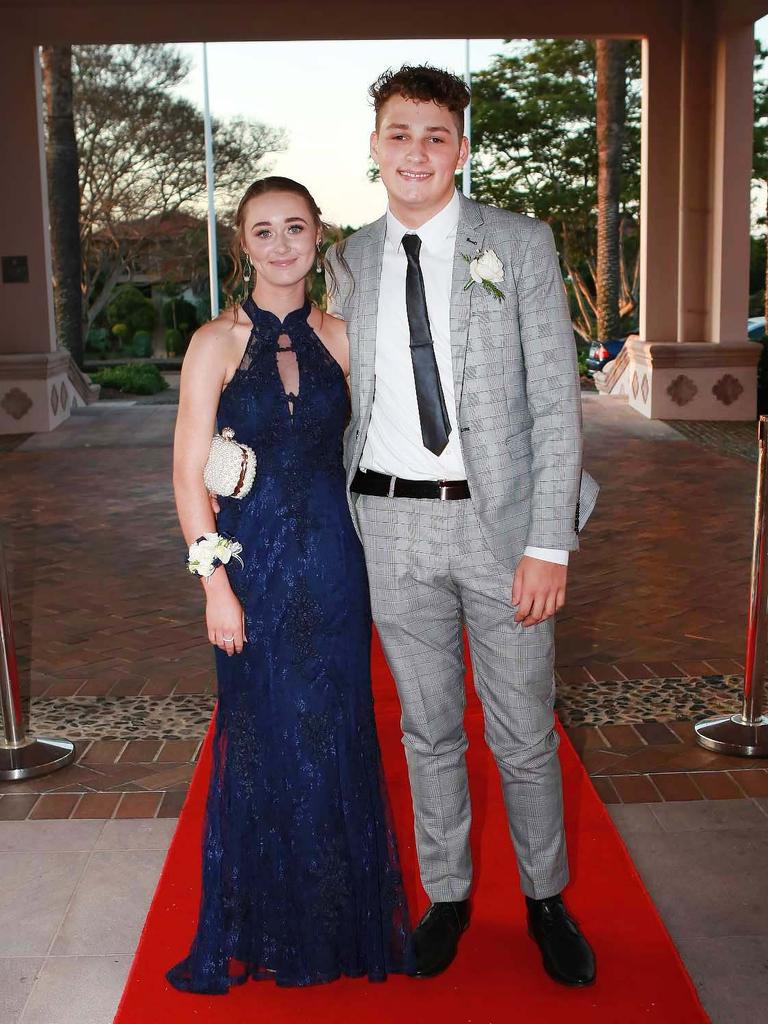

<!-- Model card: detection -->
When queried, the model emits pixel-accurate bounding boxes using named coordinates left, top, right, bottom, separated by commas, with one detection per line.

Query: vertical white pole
left=462, top=38, right=472, bottom=197
left=202, top=43, right=219, bottom=319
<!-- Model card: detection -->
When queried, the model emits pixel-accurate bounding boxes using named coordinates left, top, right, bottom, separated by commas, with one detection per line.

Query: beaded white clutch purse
left=203, top=427, right=257, bottom=500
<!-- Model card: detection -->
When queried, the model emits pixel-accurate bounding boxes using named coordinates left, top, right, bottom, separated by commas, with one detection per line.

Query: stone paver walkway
left=0, top=394, right=763, bottom=821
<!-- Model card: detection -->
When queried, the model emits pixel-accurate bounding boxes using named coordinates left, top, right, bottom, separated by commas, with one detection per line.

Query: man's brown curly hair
left=369, top=65, right=470, bottom=137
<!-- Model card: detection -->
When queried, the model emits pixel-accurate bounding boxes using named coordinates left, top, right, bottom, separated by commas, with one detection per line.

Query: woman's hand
left=204, top=568, right=247, bottom=655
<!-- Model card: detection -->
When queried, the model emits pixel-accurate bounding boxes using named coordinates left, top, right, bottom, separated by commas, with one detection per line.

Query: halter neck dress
left=167, top=297, right=411, bottom=993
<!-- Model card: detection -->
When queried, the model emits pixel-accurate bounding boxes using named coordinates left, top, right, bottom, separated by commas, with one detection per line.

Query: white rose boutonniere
left=463, top=248, right=505, bottom=301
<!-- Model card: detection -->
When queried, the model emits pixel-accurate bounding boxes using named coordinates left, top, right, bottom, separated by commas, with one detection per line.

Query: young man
left=326, top=65, right=599, bottom=987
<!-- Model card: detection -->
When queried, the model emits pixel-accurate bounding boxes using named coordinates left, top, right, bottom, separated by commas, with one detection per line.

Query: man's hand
left=511, top=555, right=567, bottom=627
left=208, top=492, right=220, bottom=515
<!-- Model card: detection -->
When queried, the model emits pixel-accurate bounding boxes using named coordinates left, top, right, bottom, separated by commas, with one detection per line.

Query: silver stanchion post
left=696, top=415, right=768, bottom=756
left=0, top=533, right=75, bottom=780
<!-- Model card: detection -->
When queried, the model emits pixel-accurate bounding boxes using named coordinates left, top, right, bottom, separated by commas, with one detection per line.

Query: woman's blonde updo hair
left=224, top=176, right=341, bottom=309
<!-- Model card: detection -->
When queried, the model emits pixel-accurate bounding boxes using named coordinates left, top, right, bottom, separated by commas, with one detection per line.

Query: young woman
left=168, top=177, right=410, bottom=993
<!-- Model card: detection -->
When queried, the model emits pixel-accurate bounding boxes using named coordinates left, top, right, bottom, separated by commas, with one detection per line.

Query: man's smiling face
left=370, top=95, right=468, bottom=227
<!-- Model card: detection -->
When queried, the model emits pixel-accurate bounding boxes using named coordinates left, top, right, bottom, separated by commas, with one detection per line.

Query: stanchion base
left=695, top=714, right=768, bottom=757
left=0, top=736, right=76, bottom=781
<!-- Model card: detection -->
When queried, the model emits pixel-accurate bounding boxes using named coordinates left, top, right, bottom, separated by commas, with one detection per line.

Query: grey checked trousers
left=356, top=494, right=569, bottom=902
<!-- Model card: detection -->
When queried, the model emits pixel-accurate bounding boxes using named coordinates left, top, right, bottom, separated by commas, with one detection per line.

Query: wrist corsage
left=186, top=532, right=244, bottom=578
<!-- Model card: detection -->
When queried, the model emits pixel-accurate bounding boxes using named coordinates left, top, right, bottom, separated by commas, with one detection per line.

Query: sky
left=177, top=21, right=768, bottom=230
left=175, top=39, right=506, bottom=227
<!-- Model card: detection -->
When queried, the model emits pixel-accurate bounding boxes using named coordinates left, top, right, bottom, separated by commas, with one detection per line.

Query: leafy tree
left=163, top=295, right=198, bottom=334
left=41, top=47, right=84, bottom=365
left=471, top=38, right=641, bottom=341
left=595, top=39, right=627, bottom=340
left=106, top=284, right=155, bottom=337
left=71, top=44, right=285, bottom=338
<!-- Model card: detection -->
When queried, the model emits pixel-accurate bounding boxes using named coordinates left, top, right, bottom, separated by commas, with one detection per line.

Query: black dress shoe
left=409, top=900, right=470, bottom=977
left=526, top=895, right=596, bottom=987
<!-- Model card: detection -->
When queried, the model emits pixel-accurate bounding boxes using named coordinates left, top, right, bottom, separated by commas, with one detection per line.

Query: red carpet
left=116, top=632, right=709, bottom=1023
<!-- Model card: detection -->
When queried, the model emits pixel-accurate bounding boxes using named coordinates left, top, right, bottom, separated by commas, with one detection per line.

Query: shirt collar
left=385, top=190, right=461, bottom=254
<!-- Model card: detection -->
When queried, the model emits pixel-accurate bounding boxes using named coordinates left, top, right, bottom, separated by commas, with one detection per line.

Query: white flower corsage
left=187, top=532, right=244, bottom=579
left=463, top=248, right=505, bottom=300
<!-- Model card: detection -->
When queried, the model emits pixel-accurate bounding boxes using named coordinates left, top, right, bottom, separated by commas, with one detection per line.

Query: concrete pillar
left=709, top=22, right=755, bottom=343
left=639, top=29, right=681, bottom=344
left=677, top=0, right=714, bottom=343
left=623, top=15, right=759, bottom=420
left=0, top=41, right=73, bottom=433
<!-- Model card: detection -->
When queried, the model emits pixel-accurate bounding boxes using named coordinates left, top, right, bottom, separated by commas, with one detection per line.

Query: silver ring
left=222, top=635, right=235, bottom=643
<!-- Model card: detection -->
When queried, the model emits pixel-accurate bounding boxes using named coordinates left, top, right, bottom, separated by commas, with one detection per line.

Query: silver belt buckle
left=438, top=481, right=449, bottom=500
left=388, top=475, right=397, bottom=498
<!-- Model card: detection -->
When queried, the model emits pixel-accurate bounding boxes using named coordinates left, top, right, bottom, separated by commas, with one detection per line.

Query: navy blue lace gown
left=167, top=298, right=411, bottom=993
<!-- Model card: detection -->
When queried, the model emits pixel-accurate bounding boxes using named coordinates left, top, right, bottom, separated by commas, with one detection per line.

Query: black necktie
left=401, top=233, right=452, bottom=456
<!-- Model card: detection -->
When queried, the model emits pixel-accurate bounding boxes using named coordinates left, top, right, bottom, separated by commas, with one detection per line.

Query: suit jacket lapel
left=356, top=215, right=386, bottom=413
left=450, top=194, right=485, bottom=411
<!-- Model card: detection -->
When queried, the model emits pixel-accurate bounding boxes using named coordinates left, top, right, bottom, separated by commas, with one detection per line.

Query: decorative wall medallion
left=59, top=381, right=69, bottom=411
left=641, top=373, right=649, bottom=404
left=631, top=370, right=639, bottom=398
left=712, top=374, right=743, bottom=406
left=1, top=387, right=33, bottom=420
left=50, top=384, right=59, bottom=415
left=667, top=374, right=698, bottom=406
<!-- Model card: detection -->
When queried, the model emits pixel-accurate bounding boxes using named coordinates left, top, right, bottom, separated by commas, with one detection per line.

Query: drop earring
left=315, top=243, right=322, bottom=275
left=242, top=253, right=253, bottom=284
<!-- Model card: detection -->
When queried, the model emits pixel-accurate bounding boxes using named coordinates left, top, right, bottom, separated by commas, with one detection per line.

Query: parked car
left=585, top=338, right=626, bottom=376
left=748, top=316, right=766, bottom=341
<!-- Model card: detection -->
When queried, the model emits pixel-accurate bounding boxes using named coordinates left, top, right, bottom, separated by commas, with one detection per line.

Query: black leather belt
left=351, top=469, right=471, bottom=500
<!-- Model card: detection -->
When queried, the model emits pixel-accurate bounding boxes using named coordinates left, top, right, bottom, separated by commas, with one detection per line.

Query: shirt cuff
left=523, top=545, right=570, bottom=566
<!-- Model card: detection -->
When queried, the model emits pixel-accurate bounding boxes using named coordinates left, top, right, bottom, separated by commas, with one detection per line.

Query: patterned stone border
left=29, top=694, right=216, bottom=740
left=21, top=675, right=746, bottom=739
left=555, top=673, right=744, bottom=727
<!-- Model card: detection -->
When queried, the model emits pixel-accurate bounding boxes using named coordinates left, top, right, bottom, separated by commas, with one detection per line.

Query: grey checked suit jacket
left=325, top=193, right=599, bottom=567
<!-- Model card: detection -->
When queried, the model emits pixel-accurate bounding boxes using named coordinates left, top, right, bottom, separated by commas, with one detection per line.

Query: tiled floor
left=1, top=803, right=765, bottom=1024
left=608, top=799, right=768, bottom=1024
left=0, top=818, right=173, bottom=1024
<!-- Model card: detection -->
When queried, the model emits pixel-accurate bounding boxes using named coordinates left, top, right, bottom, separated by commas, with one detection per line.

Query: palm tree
left=41, top=46, right=83, bottom=367
left=595, top=39, right=626, bottom=341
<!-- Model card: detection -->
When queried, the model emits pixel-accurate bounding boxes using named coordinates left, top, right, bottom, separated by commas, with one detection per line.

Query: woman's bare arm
left=172, top=319, right=247, bottom=655
left=172, top=323, right=228, bottom=544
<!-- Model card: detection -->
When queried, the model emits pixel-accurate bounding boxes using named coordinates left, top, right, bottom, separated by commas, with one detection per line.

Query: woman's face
left=240, top=191, right=320, bottom=288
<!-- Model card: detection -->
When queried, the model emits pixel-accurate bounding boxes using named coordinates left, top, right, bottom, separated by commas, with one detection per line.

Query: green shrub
left=131, top=330, right=153, bottom=358
left=107, top=285, right=156, bottom=336
left=111, top=323, right=130, bottom=345
left=86, top=327, right=110, bottom=358
left=90, top=362, right=169, bottom=396
left=163, top=296, right=198, bottom=334
left=130, top=303, right=156, bottom=333
left=165, top=327, right=184, bottom=356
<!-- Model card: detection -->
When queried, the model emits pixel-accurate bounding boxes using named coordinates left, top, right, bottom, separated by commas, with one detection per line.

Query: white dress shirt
left=360, top=190, right=568, bottom=567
